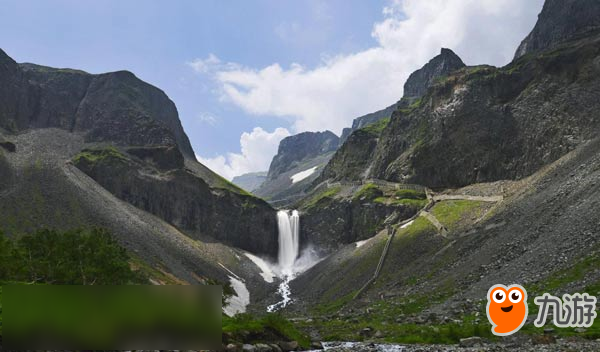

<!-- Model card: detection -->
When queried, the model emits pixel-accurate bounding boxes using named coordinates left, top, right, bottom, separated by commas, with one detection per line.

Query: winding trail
left=353, top=226, right=396, bottom=300
left=432, top=194, right=504, bottom=202
left=352, top=189, right=504, bottom=299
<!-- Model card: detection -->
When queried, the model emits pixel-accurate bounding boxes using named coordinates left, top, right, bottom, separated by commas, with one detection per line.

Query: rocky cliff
left=297, top=183, right=420, bottom=253
left=514, top=0, right=600, bottom=59
left=0, top=49, right=279, bottom=257
left=318, top=11, right=600, bottom=189
left=0, top=50, right=195, bottom=159
left=266, top=131, right=339, bottom=180
left=320, top=48, right=465, bottom=183
left=254, top=131, right=339, bottom=206
left=370, top=32, right=600, bottom=188
left=340, top=103, right=398, bottom=143
left=72, top=146, right=277, bottom=256
left=403, top=48, right=466, bottom=100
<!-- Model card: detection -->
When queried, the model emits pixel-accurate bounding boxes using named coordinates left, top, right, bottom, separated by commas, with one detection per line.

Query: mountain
left=320, top=31, right=600, bottom=188
left=266, top=131, right=339, bottom=180
left=403, top=48, right=466, bottom=100
left=340, top=48, right=466, bottom=144
left=1, top=57, right=195, bottom=160
left=367, top=33, right=600, bottom=188
left=514, top=0, right=600, bottom=59
left=319, top=48, right=466, bottom=183
left=0, top=49, right=278, bottom=286
left=232, top=171, right=267, bottom=192
left=277, top=1, right=600, bottom=343
left=254, top=131, right=339, bottom=206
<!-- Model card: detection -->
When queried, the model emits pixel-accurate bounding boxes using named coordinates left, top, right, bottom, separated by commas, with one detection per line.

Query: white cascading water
left=277, top=210, right=300, bottom=275
left=267, top=210, right=301, bottom=312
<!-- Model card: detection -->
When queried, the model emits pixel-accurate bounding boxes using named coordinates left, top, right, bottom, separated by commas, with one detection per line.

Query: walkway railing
left=353, top=225, right=396, bottom=300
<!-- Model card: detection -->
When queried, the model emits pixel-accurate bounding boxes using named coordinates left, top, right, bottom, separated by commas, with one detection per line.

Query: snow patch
left=223, top=276, right=250, bottom=317
left=290, top=166, right=318, bottom=183
left=355, top=239, right=368, bottom=248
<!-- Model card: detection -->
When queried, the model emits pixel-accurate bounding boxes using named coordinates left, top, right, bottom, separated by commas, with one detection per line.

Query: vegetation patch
left=408, top=98, right=422, bottom=110
left=374, top=189, right=428, bottom=208
left=72, top=146, right=128, bottom=165
left=395, top=189, right=426, bottom=200
left=313, top=291, right=357, bottom=316
left=303, top=186, right=341, bottom=210
left=394, top=216, right=436, bottom=240
left=430, top=200, right=485, bottom=231
left=353, top=183, right=383, bottom=202
left=223, top=313, right=311, bottom=349
left=213, top=173, right=255, bottom=196
left=360, top=117, right=390, bottom=135
left=298, top=289, right=492, bottom=345
left=530, top=253, right=600, bottom=295
left=128, top=255, right=187, bottom=285
left=0, top=228, right=147, bottom=285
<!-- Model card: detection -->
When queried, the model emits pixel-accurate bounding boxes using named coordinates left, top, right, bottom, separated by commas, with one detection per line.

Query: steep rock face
left=0, top=50, right=195, bottom=159
left=319, top=123, right=385, bottom=182
left=514, top=0, right=600, bottom=59
left=339, top=48, right=465, bottom=144
left=72, top=147, right=278, bottom=257
left=403, top=48, right=466, bottom=100
left=232, top=171, right=267, bottom=192
left=299, top=197, right=417, bottom=254
left=255, top=131, right=339, bottom=205
left=0, top=49, right=279, bottom=257
left=372, top=33, right=600, bottom=188
left=320, top=49, right=465, bottom=183
left=266, top=131, right=339, bottom=180
left=254, top=152, right=334, bottom=207
left=340, top=103, right=397, bottom=143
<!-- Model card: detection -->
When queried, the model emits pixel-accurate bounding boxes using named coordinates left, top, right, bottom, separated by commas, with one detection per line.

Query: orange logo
left=486, top=284, right=528, bottom=336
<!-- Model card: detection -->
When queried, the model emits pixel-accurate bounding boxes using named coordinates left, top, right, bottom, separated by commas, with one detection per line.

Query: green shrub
left=0, top=229, right=147, bottom=285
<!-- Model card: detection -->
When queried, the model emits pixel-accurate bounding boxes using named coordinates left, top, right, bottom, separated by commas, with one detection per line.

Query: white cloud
left=187, top=54, right=221, bottom=74
left=197, top=112, right=218, bottom=126
left=192, top=0, right=543, bottom=136
left=197, top=127, right=290, bottom=180
left=192, top=0, right=544, bottom=179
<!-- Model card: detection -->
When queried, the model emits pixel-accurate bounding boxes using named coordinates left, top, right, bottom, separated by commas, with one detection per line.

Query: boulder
left=278, top=340, right=299, bottom=351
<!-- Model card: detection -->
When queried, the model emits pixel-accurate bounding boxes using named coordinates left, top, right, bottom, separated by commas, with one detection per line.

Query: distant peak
left=403, top=48, right=465, bottom=99
left=440, top=47, right=455, bottom=55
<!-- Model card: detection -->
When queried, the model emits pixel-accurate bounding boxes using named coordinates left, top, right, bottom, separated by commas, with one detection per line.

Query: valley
left=1, top=0, right=600, bottom=350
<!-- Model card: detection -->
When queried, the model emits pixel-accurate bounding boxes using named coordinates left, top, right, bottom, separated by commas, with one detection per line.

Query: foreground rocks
left=320, top=337, right=600, bottom=351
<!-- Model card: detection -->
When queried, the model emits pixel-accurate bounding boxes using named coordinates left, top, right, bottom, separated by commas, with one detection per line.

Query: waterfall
left=268, top=210, right=301, bottom=312
left=277, top=210, right=300, bottom=275
left=267, top=209, right=319, bottom=312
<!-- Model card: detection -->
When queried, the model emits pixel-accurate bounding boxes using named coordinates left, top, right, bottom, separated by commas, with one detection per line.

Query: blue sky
left=0, top=0, right=544, bottom=179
